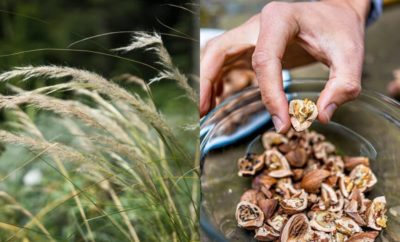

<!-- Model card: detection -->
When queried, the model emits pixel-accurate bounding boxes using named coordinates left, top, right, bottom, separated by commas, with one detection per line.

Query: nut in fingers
left=289, top=99, right=318, bottom=132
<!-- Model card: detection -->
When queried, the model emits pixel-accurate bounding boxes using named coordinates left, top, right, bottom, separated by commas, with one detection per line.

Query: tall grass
left=0, top=32, right=199, bottom=242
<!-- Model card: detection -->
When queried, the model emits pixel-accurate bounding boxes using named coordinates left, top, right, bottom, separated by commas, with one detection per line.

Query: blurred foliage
left=0, top=0, right=197, bottom=113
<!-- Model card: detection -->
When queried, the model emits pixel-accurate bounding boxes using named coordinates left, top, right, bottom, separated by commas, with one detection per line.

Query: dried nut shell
left=321, top=183, right=338, bottom=206
left=309, top=230, right=333, bottom=241
left=310, top=211, right=336, bottom=232
left=292, top=169, right=304, bottom=181
left=254, top=224, right=280, bottom=241
left=344, top=199, right=366, bottom=226
left=325, top=175, right=339, bottom=187
left=252, top=173, right=277, bottom=190
left=288, top=99, right=318, bottom=132
left=314, top=142, right=336, bottom=162
left=267, top=214, right=288, bottom=232
left=258, top=198, right=278, bottom=220
left=346, top=231, right=379, bottom=242
left=280, top=190, right=308, bottom=215
left=328, top=191, right=344, bottom=212
left=262, top=132, right=288, bottom=150
left=339, top=175, right=354, bottom=198
left=265, top=150, right=293, bottom=178
left=278, top=143, right=292, bottom=154
left=300, top=169, right=330, bottom=193
left=236, top=201, right=264, bottom=229
left=238, top=153, right=265, bottom=176
left=344, top=156, right=370, bottom=171
left=285, top=148, right=307, bottom=168
left=335, top=217, right=362, bottom=236
left=308, top=193, right=319, bottom=204
left=367, top=196, right=387, bottom=230
left=306, top=131, right=325, bottom=144
left=335, top=232, right=349, bottom=242
left=240, top=189, right=258, bottom=204
left=349, top=165, right=377, bottom=192
left=280, top=213, right=310, bottom=242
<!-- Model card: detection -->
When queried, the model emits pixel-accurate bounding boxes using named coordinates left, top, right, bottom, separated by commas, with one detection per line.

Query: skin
left=200, top=0, right=371, bottom=133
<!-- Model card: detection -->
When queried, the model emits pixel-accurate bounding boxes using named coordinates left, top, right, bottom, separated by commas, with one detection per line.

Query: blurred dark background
left=0, top=0, right=198, bottom=113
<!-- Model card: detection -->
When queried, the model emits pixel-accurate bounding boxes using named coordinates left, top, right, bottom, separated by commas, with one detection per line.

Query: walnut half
left=289, top=99, right=318, bottom=132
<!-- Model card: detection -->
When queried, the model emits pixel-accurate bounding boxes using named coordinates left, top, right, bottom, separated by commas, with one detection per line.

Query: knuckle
left=343, top=81, right=361, bottom=99
left=204, top=37, right=220, bottom=51
left=262, top=1, right=287, bottom=15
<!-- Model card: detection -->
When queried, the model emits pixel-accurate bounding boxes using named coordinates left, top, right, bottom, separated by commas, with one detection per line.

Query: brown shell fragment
left=285, top=148, right=307, bottom=168
left=252, top=172, right=277, bottom=190
left=288, top=99, right=318, bottom=132
left=321, top=183, right=338, bottom=207
left=262, top=131, right=288, bottom=150
left=300, top=169, right=330, bottom=193
left=265, top=150, right=293, bottom=178
left=254, top=224, right=280, bottom=241
left=240, top=189, right=258, bottom=204
left=328, top=191, right=344, bottom=212
left=238, top=153, right=265, bottom=176
left=344, top=199, right=366, bottom=226
left=258, top=198, right=278, bottom=220
left=280, top=213, right=311, bottom=242
left=267, top=214, right=288, bottom=232
left=344, top=156, right=370, bottom=171
left=346, top=231, right=379, bottom=242
left=236, top=201, right=264, bottom=229
left=280, top=190, right=308, bottom=215
left=314, top=142, right=336, bottom=162
left=367, top=196, right=387, bottom=230
left=292, top=169, right=304, bottom=181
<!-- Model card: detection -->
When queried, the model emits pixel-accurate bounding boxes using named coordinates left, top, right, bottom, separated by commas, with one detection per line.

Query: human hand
left=201, top=0, right=370, bottom=133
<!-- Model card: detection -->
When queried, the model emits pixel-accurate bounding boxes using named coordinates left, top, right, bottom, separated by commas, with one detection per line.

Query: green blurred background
left=0, top=0, right=197, bottom=114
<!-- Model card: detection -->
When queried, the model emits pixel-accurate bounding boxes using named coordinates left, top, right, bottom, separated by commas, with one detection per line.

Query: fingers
left=200, top=39, right=226, bottom=117
left=317, top=46, right=363, bottom=123
left=252, top=2, right=298, bottom=133
left=200, top=15, right=260, bottom=117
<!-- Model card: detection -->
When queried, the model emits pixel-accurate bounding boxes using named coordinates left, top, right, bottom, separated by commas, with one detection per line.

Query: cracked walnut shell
left=236, top=201, right=264, bottom=229
left=289, top=99, right=318, bottom=132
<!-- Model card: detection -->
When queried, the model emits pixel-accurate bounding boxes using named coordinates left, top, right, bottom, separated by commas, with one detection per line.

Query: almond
left=300, top=169, right=330, bottom=193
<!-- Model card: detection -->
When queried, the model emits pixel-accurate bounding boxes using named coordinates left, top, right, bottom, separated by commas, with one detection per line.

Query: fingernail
left=272, top=115, right=284, bottom=133
left=324, top=103, right=337, bottom=121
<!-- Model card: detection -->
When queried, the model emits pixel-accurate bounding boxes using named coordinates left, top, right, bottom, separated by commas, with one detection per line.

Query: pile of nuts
left=235, top=128, right=387, bottom=241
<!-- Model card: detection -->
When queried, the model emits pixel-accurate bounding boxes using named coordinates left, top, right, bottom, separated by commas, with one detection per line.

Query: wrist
left=324, top=0, right=371, bottom=24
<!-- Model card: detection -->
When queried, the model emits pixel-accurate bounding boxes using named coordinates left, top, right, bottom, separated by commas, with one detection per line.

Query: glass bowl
left=200, top=80, right=400, bottom=242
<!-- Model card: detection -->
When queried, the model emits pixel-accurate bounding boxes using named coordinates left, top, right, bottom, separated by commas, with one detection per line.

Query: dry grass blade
left=114, top=32, right=198, bottom=104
